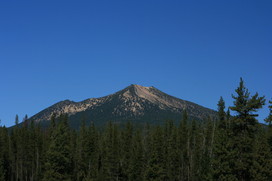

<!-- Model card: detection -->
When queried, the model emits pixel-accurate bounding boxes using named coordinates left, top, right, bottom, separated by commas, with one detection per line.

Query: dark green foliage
left=213, top=78, right=269, bottom=181
left=74, top=121, right=88, bottom=180
left=129, top=130, right=144, bottom=181
left=250, top=127, right=272, bottom=180
left=265, top=100, right=272, bottom=151
left=213, top=97, right=234, bottom=180
left=145, top=126, right=165, bottom=181
left=199, top=118, right=214, bottom=180
left=230, top=78, right=265, bottom=119
left=98, top=121, right=121, bottom=181
left=178, top=110, right=189, bottom=180
left=229, top=78, right=265, bottom=181
left=265, top=100, right=272, bottom=158
left=75, top=121, right=99, bottom=181
left=217, top=96, right=226, bottom=124
left=265, top=99, right=272, bottom=126
left=163, top=120, right=179, bottom=181
left=0, top=127, right=9, bottom=181
left=2, top=113, right=272, bottom=181
left=43, top=114, right=72, bottom=181
left=120, top=121, right=133, bottom=180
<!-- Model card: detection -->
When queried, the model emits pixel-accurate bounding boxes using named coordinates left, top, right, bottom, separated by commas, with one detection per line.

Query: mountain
left=28, top=84, right=217, bottom=128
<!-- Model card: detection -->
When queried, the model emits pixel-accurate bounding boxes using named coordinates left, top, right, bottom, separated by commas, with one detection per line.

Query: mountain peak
left=27, top=84, right=217, bottom=127
left=122, top=84, right=154, bottom=98
left=128, top=84, right=152, bottom=89
left=121, top=84, right=181, bottom=109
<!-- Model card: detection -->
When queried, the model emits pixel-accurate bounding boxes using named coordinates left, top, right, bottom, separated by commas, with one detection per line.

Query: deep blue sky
left=1, top=0, right=271, bottom=127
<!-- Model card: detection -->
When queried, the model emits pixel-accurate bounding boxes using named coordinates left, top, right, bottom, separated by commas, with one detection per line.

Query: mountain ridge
left=28, top=84, right=217, bottom=127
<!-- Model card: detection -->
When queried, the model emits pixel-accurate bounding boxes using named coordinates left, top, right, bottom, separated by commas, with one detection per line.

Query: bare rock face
left=29, top=84, right=216, bottom=125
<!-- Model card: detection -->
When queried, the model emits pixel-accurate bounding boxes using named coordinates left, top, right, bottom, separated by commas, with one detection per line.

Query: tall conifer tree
left=43, top=114, right=72, bottom=181
left=178, top=109, right=189, bottom=180
left=129, top=130, right=144, bottom=181
left=265, top=99, right=272, bottom=151
left=145, top=126, right=165, bottom=181
left=229, top=78, right=265, bottom=180
left=265, top=100, right=272, bottom=124
left=213, top=97, right=236, bottom=180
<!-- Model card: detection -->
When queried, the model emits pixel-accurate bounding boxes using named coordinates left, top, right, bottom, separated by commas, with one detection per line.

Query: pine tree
left=229, top=78, right=265, bottom=180
left=99, top=121, right=120, bottom=181
left=265, top=99, right=272, bottom=125
left=177, top=109, right=189, bottom=180
left=188, top=119, right=201, bottom=180
left=199, top=117, right=214, bottom=180
left=164, top=120, right=179, bottom=181
left=145, top=126, right=165, bottom=181
left=0, top=126, right=9, bottom=181
left=20, top=116, right=33, bottom=181
left=86, top=122, right=99, bottom=180
left=33, top=121, right=44, bottom=181
left=15, top=114, right=19, bottom=125
left=10, top=123, right=19, bottom=181
left=218, top=97, right=226, bottom=126
left=120, top=121, right=133, bottom=180
left=129, top=130, right=144, bottom=181
left=226, top=108, right=231, bottom=128
left=74, top=120, right=88, bottom=181
left=212, top=97, right=236, bottom=180
left=23, top=114, right=29, bottom=128
left=230, top=78, right=265, bottom=119
left=42, top=114, right=72, bottom=181
left=142, top=123, right=152, bottom=179
left=265, top=99, right=272, bottom=155
left=250, top=127, right=272, bottom=180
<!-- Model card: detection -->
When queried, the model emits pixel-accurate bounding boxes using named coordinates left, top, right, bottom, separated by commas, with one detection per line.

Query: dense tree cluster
left=0, top=78, right=271, bottom=181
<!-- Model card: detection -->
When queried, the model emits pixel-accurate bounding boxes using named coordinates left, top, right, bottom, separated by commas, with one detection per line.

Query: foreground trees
left=0, top=78, right=271, bottom=180
left=213, top=78, right=272, bottom=180
left=229, top=78, right=265, bottom=180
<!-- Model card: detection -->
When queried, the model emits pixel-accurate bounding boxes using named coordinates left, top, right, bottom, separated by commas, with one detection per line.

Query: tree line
left=0, top=78, right=272, bottom=181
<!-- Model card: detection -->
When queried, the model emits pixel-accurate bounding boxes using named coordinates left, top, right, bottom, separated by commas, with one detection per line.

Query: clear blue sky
left=1, top=0, right=271, bottom=127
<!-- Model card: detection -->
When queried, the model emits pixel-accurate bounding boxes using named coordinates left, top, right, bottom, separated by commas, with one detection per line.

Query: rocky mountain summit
left=29, top=84, right=217, bottom=127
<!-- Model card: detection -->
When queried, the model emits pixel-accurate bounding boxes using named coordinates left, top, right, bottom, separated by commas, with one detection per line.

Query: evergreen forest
left=0, top=78, right=272, bottom=181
